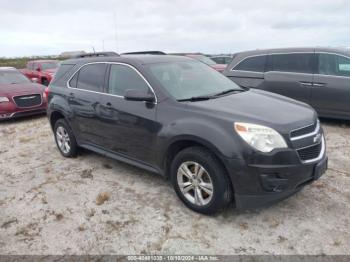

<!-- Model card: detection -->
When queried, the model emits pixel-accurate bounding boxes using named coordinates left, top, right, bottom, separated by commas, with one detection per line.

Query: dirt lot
left=0, top=115, right=349, bottom=255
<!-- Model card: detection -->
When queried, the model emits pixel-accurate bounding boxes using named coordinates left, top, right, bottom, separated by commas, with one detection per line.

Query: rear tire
left=170, top=146, right=232, bottom=214
left=54, top=119, right=78, bottom=157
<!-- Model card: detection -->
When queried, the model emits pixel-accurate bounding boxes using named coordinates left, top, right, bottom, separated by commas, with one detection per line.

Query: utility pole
left=113, top=11, right=119, bottom=53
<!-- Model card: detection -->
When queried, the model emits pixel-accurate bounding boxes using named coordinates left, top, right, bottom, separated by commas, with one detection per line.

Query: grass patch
left=96, top=192, right=111, bottom=205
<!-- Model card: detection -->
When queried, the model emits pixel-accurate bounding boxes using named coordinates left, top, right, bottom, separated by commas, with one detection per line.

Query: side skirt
left=79, top=143, right=164, bottom=176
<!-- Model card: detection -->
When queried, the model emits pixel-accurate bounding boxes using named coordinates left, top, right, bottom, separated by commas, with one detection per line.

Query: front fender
left=158, top=117, right=244, bottom=162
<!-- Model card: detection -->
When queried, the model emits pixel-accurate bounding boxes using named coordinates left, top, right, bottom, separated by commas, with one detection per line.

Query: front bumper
left=0, top=96, right=47, bottom=120
left=0, top=108, right=46, bottom=120
left=223, top=152, right=328, bottom=209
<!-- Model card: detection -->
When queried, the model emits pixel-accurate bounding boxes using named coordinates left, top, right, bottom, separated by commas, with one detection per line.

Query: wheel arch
left=49, top=110, right=66, bottom=131
left=163, top=136, right=230, bottom=181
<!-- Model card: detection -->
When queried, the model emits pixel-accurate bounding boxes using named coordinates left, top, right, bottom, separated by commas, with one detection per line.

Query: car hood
left=188, top=89, right=317, bottom=133
left=0, top=83, right=45, bottom=96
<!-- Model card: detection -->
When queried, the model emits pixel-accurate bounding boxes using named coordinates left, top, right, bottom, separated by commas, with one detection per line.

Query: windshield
left=148, top=61, right=242, bottom=100
left=0, top=70, right=31, bottom=85
left=192, top=55, right=217, bottom=66
left=41, top=62, right=59, bottom=70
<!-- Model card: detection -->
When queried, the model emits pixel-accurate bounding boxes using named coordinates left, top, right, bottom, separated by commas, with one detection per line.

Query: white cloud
left=0, top=0, right=349, bottom=57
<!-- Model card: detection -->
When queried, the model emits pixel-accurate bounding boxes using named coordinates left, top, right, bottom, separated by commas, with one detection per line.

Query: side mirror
left=124, top=89, right=155, bottom=103
left=36, top=67, right=41, bottom=72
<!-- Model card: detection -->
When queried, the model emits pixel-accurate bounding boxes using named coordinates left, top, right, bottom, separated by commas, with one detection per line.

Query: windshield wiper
left=178, top=88, right=245, bottom=102
left=177, top=95, right=212, bottom=102
left=213, top=88, right=244, bottom=97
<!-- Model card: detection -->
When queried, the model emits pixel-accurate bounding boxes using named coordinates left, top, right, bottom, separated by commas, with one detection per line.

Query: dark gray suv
left=47, top=53, right=327, bottom=214
left=224, top=47, right=350, bottom=120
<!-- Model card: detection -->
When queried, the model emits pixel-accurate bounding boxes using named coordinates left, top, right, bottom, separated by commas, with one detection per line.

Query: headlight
left=234, top=122, right=287, bottom=153
left=0, top=97, right=9, bottom=103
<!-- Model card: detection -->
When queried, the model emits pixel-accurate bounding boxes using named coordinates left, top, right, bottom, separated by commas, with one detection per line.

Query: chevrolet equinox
left=47, top=53, right=328, bottom=214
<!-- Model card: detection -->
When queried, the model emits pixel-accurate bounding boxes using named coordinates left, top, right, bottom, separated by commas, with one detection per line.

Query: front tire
left=170, top=147, right=232, bottom=214
left=54, top=119, right=78, bottom=157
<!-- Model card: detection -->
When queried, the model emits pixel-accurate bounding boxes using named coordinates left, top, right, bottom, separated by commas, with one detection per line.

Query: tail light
left=43, top=87, right=50, bottom=102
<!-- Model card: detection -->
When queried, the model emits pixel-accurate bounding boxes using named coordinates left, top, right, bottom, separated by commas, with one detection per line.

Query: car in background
left=184, top=54, right=227, bottom=73
left=224, top=47, right=350, bottom=120
left=20, top=60, right=59, bottom=86
left=0, top=67, right=47, bottom=120
left=210, top=55, right=233, bottom=65
left=122, top=51, right=166, bottom=55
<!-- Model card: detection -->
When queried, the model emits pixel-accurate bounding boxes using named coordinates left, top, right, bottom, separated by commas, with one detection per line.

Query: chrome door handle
left=68, top=92, right=75, bottom=101
left=313, top=83, right=326, bottom=87
left=299, top=82, right=313, bottom=86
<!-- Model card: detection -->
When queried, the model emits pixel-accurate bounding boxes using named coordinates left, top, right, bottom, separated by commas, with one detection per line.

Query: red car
left=0, top=67, right=47, bottom=120
left=185, top=54, right=227, bottom=73
left=20, top=60, right=59, bottom=86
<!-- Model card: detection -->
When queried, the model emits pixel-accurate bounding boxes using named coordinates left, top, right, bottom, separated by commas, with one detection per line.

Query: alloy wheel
left=56, top=126, right=71, bottom=154
left=177, top=161, right=214, bottom=206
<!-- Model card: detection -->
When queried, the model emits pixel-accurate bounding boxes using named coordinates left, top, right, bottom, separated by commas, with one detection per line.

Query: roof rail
left=122, top=51, right=166, bottom=55
left=73, top=52, right=119, bottom=58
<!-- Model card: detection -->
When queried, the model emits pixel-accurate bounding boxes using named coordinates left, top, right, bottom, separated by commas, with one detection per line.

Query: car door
left=263, top=53, right=315, bottom=104
left=98, top=63, right=159, bottom=165
left=311, top=53, right=350, bottom=117
left=67, top=63, right=109, bottom=146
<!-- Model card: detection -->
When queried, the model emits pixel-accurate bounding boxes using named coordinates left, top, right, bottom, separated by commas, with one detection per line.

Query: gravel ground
left=0, top=115, right=349, bottom=255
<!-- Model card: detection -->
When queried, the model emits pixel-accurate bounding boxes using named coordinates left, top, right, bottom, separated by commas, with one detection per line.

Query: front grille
left=297, top=142, right=322, bottom=161
left=13, top=94, right=42, bottom=108
left=291, top=122, right=317, bottom=138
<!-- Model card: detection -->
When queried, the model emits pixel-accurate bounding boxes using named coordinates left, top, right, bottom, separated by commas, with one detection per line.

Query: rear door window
left=233, top=55, right=267, bottom=72
left=318, top=53, right=350, bottom=77
left=270, top=53, right=314, bottom=74
left=76, top=63, right=107, bottom=92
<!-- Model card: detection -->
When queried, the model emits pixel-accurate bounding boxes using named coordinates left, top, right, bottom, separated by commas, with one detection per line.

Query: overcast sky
left=0, top=0, right=349, bottom=57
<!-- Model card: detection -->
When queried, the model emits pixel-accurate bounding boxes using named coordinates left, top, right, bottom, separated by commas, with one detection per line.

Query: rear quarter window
left=52, top=64, right=74, bottom=83
left=76, top=63, right=107, bottom=92
left=233, top=55, right=267, bottom=72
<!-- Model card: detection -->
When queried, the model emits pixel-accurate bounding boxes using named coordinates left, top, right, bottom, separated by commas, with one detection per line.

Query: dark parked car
left=183, top=54, right=227, bottom=73
left=224, top=47, right=350, bottom=120
left=0, top=67, right=47, bottom=120
left=210, top=55, right=233, bottom=65
left=47, top=53, right=327, bottom=214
